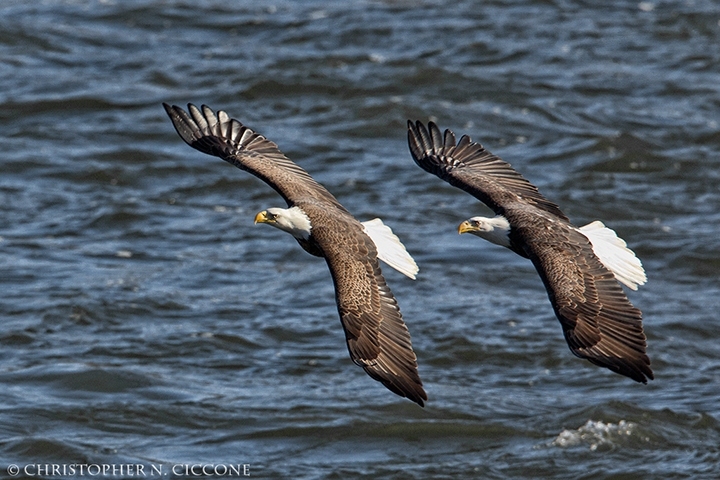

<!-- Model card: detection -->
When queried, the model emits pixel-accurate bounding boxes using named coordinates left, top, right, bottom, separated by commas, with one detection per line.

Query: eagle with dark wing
left=408, top=120, right=652, bottom=383
left=162, top=103, right=426, bottom=405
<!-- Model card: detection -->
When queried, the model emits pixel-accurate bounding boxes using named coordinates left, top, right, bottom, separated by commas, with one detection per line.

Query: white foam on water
left=550, top=420, right=638, bottom=451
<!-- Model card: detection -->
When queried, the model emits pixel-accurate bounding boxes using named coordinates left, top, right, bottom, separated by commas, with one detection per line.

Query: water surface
left=1, top=1, right=720, bottom=478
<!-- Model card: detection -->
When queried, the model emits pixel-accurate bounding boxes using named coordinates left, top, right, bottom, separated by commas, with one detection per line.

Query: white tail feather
left=362, top=218, right=419, bottom=280
left=579, top=220, right=646, bottom=290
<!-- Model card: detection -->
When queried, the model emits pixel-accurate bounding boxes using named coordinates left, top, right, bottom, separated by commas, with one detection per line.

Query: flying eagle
left=162, top=103, right=427, bottom=406
left=407, top=120, right=652, bottom=383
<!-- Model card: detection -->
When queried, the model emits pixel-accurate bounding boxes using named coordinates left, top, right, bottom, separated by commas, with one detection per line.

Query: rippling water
left=2, top=0, right=720, bottom=478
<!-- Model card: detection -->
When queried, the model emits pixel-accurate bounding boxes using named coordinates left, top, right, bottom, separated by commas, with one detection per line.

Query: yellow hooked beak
left=458, top=220, right=477, bottom=235
left=254, top=210, right=272, bottom=225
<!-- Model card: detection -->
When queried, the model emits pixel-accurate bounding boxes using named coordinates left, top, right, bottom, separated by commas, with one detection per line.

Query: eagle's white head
left=254, top=206, right=312, bottom=240
left=458, top=215, right=511, bottom=248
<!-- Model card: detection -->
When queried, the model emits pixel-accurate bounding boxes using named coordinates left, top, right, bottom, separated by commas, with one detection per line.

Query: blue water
left=1, top=1, right=720, bottom=478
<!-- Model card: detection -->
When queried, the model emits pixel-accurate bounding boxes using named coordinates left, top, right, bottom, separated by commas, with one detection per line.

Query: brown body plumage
left=408, top=120, right=652, bottom=383
left=163, top=103, right=426, bottom=406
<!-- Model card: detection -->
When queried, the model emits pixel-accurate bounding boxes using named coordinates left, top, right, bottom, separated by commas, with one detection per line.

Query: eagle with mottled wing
left=162, top=103, right=426, bottom=405
left=408, top=120, right=652, bottom=383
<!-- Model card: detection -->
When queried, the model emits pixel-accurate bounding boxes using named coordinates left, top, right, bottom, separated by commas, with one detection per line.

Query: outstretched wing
left=516, top=212, right=653, bottom=383
left=163, top=103, right=346, bottom=210
left=407, top=120, right=568, bottom=221
left=304, top=204, right=427, bottom=406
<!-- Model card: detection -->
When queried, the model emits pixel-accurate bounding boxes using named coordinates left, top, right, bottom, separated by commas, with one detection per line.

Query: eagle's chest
left=292, top=204, right=343, bottom=258
left=505, top=208, right=561, bottom=259
left=296, top=236, right=324, bottom=257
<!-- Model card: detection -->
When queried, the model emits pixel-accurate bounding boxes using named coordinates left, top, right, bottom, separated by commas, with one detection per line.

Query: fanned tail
left=362, top=219, right=418, bottom=280
left=579, top=221, right=647, bottom=290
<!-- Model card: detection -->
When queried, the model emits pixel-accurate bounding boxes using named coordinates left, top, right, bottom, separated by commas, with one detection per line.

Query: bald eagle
left=408, top=120, right=652, bottom=383
left=162, top=103, right=427, bottom=406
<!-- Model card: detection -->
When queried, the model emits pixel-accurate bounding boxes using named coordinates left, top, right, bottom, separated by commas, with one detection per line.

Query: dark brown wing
left=512, top=209, right=653, bottom=383
left=163, top=103, right=346, bottom=211
left=303, top=203, right=427, bottom=406
left=407, top=120, right=569, bottom=221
